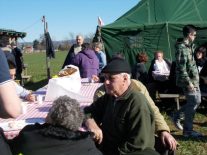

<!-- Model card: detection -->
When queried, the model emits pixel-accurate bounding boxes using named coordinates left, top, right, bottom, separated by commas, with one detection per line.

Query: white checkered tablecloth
left=0, top=82, right=103, bottom=139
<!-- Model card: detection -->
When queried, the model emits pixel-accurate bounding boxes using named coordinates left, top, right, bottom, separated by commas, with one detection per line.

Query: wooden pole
left=42, top=15, right=51, bottom=80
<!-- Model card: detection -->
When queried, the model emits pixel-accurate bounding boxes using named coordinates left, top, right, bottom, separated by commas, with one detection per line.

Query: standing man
left=173, top=25, right=202, bottom=138
left=84, top=58, right=159, bottom=155
left=62, top=35, right=84, bottom=68
left=11, top=42, right=24, bottom=84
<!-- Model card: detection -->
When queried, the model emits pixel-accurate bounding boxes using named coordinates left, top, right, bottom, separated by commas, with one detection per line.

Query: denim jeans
left=176, top=87, right=201, bottom=131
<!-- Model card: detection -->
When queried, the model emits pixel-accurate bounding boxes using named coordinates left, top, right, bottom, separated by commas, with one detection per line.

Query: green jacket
left=85, top=83, right=155, bottom=155
left=175, top=39, right=199, bottom=90
left=93, top=79, right=170, bottom=133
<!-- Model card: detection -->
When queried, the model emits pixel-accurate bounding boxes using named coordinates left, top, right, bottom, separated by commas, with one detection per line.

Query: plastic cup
left=21, top=102, right=27, bottom=114
left=37, top=95, right=43, bottom=105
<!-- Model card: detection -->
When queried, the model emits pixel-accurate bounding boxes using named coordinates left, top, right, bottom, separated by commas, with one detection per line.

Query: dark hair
left=47, top=96, right=84, bottom=131
left=82, top=43, right=91, bottom=51
left=7, top=60, right=16, bottom=69
left=137, top=52, right=148, bottom=63
left=5, top=51, right=16, bottom=69
left=195, top=46, right=207, bottom=58
left=183, top=25, right=196, bottom=37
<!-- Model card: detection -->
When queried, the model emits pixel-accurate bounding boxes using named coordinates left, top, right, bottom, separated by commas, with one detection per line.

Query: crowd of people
left=0, top=24, right=206, bottom=155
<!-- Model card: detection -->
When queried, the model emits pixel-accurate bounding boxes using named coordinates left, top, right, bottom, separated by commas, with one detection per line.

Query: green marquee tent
left=96, top=0, right=207, bottom=67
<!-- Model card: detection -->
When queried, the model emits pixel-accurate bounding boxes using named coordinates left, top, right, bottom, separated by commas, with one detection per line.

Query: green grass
left=23, top=51, right=67, bottom=90
left=23, top=52, right=207, bottom=155
left=158, top=100, right=207, bottom=155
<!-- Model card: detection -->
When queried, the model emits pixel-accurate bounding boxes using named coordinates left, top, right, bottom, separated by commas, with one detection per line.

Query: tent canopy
left=98, top=0, right=207, bottom=67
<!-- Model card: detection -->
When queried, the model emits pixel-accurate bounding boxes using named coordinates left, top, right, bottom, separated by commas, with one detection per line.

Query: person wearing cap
left=93, top=79, right=177, bottom=155
left=84, top=58, right=159, bottom=155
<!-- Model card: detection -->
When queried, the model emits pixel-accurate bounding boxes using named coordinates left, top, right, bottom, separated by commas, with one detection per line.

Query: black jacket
left=9, top=123, right=102, bottom=155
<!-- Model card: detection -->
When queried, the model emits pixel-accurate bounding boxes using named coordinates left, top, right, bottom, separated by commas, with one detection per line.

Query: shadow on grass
left=173, top=134, right=207, bottom=142
left=193, top=121, right=207, bottom=127
left=24, top=79, right=49, bottom=91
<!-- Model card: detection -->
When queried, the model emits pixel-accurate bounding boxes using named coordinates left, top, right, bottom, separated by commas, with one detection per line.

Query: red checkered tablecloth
left=0, top=82, right=102, bottom=139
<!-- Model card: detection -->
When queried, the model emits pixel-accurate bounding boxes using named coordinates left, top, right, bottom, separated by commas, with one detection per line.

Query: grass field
left=23, top=51, right=67, bottom=90
left=23, top=51, right=207, bottom=155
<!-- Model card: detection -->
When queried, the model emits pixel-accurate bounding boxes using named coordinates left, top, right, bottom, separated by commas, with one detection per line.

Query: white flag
left=98, top=16, right=104, bottom=27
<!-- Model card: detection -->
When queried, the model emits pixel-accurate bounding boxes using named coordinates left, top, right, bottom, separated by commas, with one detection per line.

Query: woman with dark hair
left=194, top=46, right=207, bottom=73
left=9, top=96, right=102, bottom=155
left=194, top=46, right=207, bottom=92
left=132, top=52, right=149, bottom=85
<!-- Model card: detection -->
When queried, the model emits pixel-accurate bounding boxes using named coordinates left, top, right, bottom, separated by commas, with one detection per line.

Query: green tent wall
left=97, top=0, right=207, bottom=67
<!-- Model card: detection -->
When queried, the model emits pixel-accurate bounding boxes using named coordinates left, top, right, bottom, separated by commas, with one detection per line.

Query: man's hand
left=85, top=118, right=103, bottom=144
left=160, top=131, right=178, bottom=151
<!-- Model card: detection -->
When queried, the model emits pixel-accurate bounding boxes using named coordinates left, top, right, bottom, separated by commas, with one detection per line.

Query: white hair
left=120, top=73, right=131, bottom=84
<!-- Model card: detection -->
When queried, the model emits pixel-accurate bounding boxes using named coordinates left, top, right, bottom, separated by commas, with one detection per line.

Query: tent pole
left=166, top=22, right=172, bottom=61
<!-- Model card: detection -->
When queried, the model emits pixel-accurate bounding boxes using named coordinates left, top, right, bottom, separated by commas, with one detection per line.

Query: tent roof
left=104, top=0, right=207, bottom=28
left=0, top=28, right=26, bottom=38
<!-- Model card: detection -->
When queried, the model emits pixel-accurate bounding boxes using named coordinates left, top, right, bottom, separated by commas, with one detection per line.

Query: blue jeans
left=176, top=87, right=201, bottom=131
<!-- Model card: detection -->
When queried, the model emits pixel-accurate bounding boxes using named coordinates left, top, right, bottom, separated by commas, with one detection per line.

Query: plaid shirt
left=175, top=40, right=199, bottom=90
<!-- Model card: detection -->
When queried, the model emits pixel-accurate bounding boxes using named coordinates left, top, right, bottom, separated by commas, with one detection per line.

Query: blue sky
left=0, top=0, right=139, bottom=42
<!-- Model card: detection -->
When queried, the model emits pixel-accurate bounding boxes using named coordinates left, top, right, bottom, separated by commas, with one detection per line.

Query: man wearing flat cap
left=84, top=58, right=159, bottom=155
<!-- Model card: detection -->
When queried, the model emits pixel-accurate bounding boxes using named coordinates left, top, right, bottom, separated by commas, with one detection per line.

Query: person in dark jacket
left=11, top=43, right=24, bottom=82
left=9, top=96, right=102, bottom=155
left=84, top=58, right=159, bottom=155
left=194, top=45, right=207, bottom=92
left=132, top=52, right=148, bottom=85
left=72, top=43, right=99, bottom=78
left=62, top=35, right=84, bottom=68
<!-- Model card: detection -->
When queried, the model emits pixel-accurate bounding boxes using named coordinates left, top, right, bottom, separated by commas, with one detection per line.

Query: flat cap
left=102, top=58, right=131, bottom=74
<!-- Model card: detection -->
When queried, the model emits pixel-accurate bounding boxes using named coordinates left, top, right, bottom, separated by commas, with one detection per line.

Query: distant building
left=0, top=28, right=26, bottom=47
left=23, top=46, right=33, bottom=53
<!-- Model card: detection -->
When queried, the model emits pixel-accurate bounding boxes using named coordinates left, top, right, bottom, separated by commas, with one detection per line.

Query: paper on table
left=0, top=120, right=26, bottom=132
left=0, top=118, right=45, bottom=132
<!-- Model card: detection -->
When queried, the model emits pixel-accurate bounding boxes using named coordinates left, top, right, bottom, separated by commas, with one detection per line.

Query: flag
left=98, top=16, right=104, bottom=27
left=45, top=32, right=55, bottom=59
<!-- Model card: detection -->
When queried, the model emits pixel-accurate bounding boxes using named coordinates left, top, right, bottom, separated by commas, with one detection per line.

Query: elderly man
left=62, top=35, right=84, bottom=68
left=84, top=58, right=159, bottom=155
left=93, top=79, right=177, bottom=155
left=9, top=96, right=102, bottom=155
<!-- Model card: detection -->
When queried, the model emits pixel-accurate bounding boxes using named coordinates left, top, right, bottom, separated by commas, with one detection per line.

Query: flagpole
left=42, top=15, right=51, bottom=80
